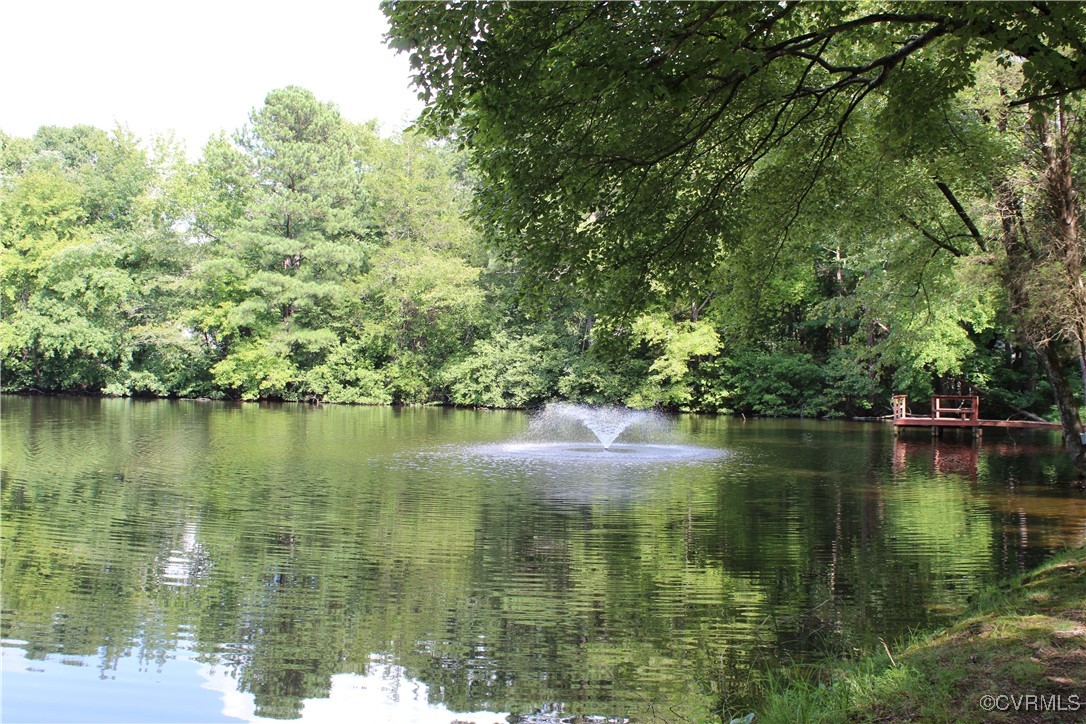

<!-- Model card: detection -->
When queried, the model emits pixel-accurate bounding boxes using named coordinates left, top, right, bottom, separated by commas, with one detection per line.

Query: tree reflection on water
left=2, top=398, right=1079, bottom=721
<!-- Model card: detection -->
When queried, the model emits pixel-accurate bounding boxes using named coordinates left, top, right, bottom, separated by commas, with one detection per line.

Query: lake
left=1, top=396, right=1080, bottom=722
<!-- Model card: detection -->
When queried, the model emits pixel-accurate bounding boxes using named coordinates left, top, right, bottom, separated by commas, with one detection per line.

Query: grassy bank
left=753, top=548, right=1086, bottom=723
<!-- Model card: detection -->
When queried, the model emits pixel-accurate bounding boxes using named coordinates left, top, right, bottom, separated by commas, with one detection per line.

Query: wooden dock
left=892, top=395, right=1061, bottom=437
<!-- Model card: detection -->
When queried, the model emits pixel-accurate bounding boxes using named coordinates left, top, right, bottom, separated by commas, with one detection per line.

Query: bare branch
left=899, top=214, right=965, bottom=257
left=934, top=180, right=988, bottom=252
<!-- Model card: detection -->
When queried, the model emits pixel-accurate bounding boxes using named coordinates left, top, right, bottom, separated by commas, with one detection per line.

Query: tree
left=0, top=127, right=197, bottom=395
left=385, top=1, right=1086, bottom=464
left=995, top=100, right=1086, bottom=454
left=237, top=87, right=372, bottom=243
left=190, top=88, right=377, bottom=400
left=184, top=89, right=494, bottom=404
left=355, top=132, right=488, bottom=402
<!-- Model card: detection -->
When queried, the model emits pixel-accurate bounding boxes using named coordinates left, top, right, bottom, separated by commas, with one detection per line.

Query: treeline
left=0, top=87, right=1062, bottom=418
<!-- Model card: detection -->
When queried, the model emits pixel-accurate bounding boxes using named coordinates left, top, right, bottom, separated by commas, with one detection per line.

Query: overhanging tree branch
left=899, top=214, right=965, bottom=257
left=934, top=180, right=988, bottom=252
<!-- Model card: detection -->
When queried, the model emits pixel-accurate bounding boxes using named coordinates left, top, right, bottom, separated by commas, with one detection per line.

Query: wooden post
left=892, top=395, right=907, bottom=420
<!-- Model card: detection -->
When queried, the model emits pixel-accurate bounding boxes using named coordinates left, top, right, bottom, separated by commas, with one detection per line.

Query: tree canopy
left=386, top=1, right=1083, bottom=300
left=385, top=0, right=1086, bottom=459
left=0, top=68, right=1077, bottom=433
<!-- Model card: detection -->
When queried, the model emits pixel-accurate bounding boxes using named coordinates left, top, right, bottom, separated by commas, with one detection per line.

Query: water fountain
left=531, top=402, right=667, bottom=450
left=471, top=403, right=723, bottom=463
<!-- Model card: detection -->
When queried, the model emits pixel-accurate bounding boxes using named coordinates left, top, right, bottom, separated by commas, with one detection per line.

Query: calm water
left=2, top=396, right=1081, bottom=723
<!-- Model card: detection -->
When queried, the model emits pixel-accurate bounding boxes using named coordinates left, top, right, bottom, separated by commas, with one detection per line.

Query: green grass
left=750, top=548, right=1086, bottom=723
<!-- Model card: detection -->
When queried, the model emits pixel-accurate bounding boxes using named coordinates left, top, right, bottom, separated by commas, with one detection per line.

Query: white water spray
left=530, top=403, right=668, bottom=449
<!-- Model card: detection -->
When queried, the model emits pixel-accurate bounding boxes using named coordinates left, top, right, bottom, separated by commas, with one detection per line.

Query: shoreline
left=750, top=547, right=1086, bottom=723
left=0, top=390, right=1066, bottom=426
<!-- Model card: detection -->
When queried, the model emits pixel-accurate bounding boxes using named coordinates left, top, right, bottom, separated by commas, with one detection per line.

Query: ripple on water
left=5, top=399, right=1076, bottom=724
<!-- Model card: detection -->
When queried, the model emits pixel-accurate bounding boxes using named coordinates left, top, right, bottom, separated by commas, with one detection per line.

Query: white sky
left=1, top=0, right=426, bottom=155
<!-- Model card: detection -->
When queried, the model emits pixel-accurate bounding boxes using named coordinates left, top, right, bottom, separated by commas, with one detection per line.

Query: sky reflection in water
left=2, top=646, right=506, bottom=723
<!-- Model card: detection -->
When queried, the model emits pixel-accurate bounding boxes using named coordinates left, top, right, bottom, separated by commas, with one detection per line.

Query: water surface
left=2, top=397, right=1080, bottom=722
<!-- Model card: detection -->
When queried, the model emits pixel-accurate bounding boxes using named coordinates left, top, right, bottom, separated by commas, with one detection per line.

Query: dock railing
left=892, top=395, right=980, bottom=421
left=931, top=395, right=979, bottom=422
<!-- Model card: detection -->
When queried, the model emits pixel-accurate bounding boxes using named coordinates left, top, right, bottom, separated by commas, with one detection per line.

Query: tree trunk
left=1034, top=339, right=1085, bottom=460
left=1037, top=103, right=1086, bottom=470
left=1078, top=342, right=1086, bottom=407
left=998, top=103, right=1086, bottom=474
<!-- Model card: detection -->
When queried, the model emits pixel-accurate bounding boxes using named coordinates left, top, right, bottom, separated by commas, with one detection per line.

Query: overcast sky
left=1, top=0, right=425, bottom=155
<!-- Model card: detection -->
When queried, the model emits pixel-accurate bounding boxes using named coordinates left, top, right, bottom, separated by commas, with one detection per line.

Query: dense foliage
left=0, top=80, right=1072, bottom=419
left=383, top=1, right=1085, bottom=443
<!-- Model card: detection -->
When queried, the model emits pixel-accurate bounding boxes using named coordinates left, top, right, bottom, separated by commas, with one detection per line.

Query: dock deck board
left=892, top=416, right=1060, bottom=430
left=891, top=395, right=1061, bottom=431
